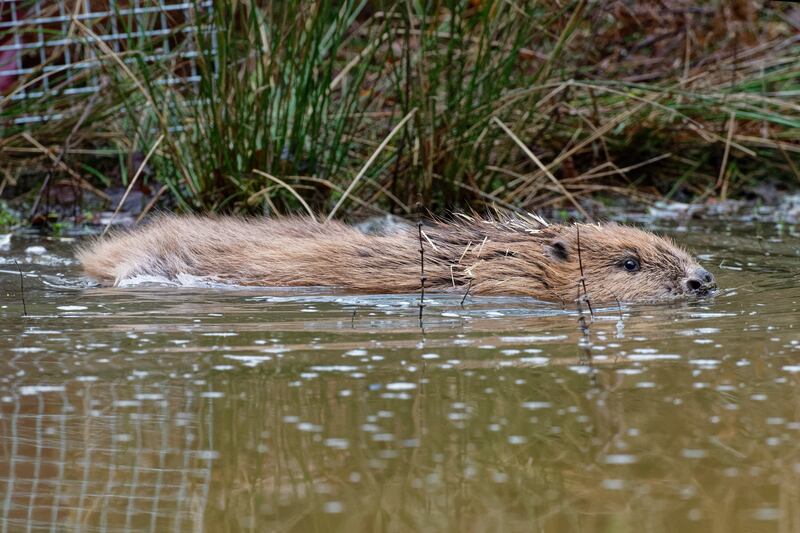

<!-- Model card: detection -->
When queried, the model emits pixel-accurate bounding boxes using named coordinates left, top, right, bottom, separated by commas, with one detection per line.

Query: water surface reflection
left=1, top=221, right=799, bottom=532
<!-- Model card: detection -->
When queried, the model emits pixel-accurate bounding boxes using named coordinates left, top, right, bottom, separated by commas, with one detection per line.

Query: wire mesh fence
left=0, top=379, right=215, bottom=532
left=0, top=0, right=213, bottom=124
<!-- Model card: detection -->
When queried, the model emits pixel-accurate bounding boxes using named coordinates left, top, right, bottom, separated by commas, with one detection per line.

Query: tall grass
left=1, top=0, right=799, bottom=221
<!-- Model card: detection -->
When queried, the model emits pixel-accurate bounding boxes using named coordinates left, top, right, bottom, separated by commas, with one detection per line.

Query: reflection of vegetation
left=0, top=201, right=20, bottom=228
left=2, top=1, right=799, bottom=220
left=202, top=351, right=800, bottom=533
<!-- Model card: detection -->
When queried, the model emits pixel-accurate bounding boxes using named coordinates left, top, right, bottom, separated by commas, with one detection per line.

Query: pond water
left=1, top=219, right=799, bottom=532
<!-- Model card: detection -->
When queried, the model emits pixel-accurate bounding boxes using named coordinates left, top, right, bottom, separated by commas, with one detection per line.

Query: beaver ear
left=545, top=239, right=570, bottom=262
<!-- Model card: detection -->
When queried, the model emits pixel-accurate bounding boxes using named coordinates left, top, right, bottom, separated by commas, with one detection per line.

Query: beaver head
left=540, top=223, right=716, bottom=303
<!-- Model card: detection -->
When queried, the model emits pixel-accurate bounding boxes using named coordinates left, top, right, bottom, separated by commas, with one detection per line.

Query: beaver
left=77, top=214, right=717, bottom=303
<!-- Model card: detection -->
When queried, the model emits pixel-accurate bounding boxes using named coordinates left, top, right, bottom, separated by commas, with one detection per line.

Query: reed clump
left=1, top=1, right=798, bottom=223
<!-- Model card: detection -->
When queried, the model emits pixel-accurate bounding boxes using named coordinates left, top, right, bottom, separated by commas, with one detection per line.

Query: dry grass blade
left=492, top=117, right=591, bottom=221
left=135, top=185, right=168, bottom=225
left=70, top=17, right=163, bottom=124
left=327, top=108, right=417, bottom=220
left=716, top=111, right=736, bottom=200
left=103, top=135, right=164, bottom=236
left=250, top=170, right=317, bottom=221
left=21, top=133, right=110, bottom=201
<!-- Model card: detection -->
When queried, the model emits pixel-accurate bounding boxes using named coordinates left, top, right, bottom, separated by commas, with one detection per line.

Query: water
left=1, top=220, right=799, bottom=532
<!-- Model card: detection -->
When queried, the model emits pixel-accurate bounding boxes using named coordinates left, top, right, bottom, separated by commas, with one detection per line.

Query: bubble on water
left=114, top=400, right=142, bottom=407
left=679, top=327, right=721, bottom=336
left=421, top=353, right=439, bottom=360
left=689, top=359, right=720, bottom=368
left=310, top=365, right=359, bottom=372
left=681, top=449, right=708, bottom=459
left=203, top=332, right=238, bottom=337
left=629, top=354, right=681, bottom=361
left=25, top=245, right=47, bottom=255
left=10, top=347, right=45, bottom=353
left=19, top=385, right=65, bottom=395
left=521, top=401, right=551, bottom=410
left=782, top=365, right=800, bottom=373
left=297, top=423, right=322, bottom=432
left=752, top=508, right=781, bottom=521
left=26, top=329, right=61, bottom=335
left=386, top=381, right=417, bottom=391
left=344, top=349, right=368, bottom=356
left=604, top=454, right=637, bottom=465
left=324, top=438, right=349, bottom=449
left=519, top=357, right=549, bottom=366
left=323, top=501, right=343, bottom=514
left=200, top=391, right=225, bottom=398
left=196, top=450, right=220, bottom=460
left=213, top=365, right=235, bottom=371
left=57, top=305, right=88, bottom=311
left=602, top=479, right=625, bottom=490
left=135, top=393, right=164, bottom=401
left=491, top=471, right=508, bottom=483
left=690, top=312, right=737, bottom=318
left=508, top=435, right=527, bottom=445
left=225, top=355, right=272, bottom=367
left=500, top=335, right=567, bottom=343
left=381, top=392, right=412, bottom=400
left=751, top=394, right=768, bottom=401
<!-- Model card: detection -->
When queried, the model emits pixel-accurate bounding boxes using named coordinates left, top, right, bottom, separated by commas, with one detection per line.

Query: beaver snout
left=684, top=267, right=717, bottom=295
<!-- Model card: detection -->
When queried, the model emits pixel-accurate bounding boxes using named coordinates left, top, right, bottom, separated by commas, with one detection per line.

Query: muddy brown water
left=0, top=220, right=799, bottom=532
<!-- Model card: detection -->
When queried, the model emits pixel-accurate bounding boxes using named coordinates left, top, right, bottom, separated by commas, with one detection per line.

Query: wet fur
left=77, top=214, right=705, bottom=303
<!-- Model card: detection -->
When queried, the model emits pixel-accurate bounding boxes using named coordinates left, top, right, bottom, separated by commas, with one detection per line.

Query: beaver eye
left=623, top=259, right=640, bottom=272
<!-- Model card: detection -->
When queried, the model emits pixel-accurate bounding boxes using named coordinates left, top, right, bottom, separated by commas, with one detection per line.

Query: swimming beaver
left=77, top=214, right=717, bottom=303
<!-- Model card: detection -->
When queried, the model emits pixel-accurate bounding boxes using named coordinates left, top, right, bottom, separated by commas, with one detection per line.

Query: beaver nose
left=685, top=267, right=716, bottom=294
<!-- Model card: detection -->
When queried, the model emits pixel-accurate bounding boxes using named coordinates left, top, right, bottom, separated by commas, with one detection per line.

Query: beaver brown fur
left=77, top=214, right=717, bottom=303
